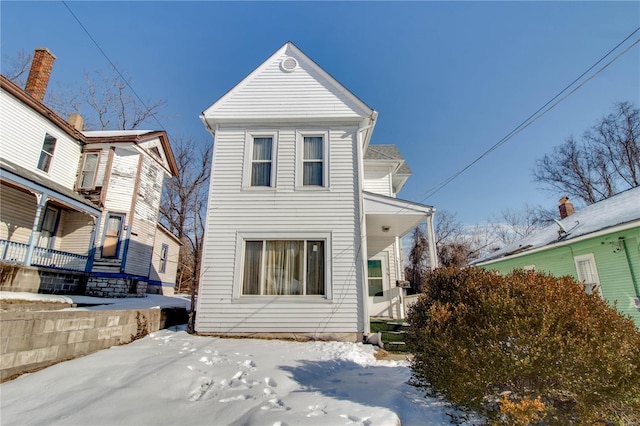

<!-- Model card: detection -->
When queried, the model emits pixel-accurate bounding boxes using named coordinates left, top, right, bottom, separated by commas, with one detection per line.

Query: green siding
left=481, top=227, right=640, bottom=328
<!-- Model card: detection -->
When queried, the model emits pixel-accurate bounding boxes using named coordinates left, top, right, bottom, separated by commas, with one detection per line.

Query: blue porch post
left=25, top=191, right=48, bottom=266
left=85, top=211, right=102, bottom=272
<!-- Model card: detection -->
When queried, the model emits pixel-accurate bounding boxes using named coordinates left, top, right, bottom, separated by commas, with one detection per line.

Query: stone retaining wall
left=0, top=262, right=87, bottom=294
left=1, top=308, right=164, bottom=382
left=85, top=277, right=148, bottom=298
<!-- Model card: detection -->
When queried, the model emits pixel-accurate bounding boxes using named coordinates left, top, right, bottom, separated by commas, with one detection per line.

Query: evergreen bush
left=406, top=267, right=640, bottom=425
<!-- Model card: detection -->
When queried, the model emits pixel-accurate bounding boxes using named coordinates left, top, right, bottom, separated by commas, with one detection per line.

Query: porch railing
left=0, top=239, right=89, bottom=272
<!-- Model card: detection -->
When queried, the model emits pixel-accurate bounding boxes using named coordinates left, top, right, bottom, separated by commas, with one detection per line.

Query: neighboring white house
left=0, top=48, right=180, bottom=297
left=197, top=41, right=436, bottom=341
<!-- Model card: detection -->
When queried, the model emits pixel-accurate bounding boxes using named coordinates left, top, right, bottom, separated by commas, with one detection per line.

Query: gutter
left=477, top=220, right=640, bottom=267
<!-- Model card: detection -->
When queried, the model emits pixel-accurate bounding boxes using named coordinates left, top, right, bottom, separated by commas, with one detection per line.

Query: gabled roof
left=83, top=130, right=178, bottom=176
left=364, top=145, right=412, bottom=175
left=476, top=186, right=640, bottom=265
left=201, top=41, right=375, bottom=125
left=0, top=74, right=85, bottom=142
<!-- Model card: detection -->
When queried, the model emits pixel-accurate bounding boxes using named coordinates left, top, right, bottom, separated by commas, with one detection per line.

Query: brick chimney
left=559, top=196, right=574, bottom=219
left=25, top=47, right=56, bottom=102
left=68, top=113, right=84, bottom=131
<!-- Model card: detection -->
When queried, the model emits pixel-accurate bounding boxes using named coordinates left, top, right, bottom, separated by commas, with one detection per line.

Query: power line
left=61, top=0, right=167, bottom=132
left=418, top=26, right=640, bottom=202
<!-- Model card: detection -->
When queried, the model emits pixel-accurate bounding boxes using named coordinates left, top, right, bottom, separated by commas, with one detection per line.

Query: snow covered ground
left=0, top=291, right=191, bottom=311
left=0, top=327, right=476, bottom=425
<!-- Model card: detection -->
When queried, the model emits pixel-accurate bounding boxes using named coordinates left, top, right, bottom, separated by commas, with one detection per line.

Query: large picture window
left=242, top=239, right=325, bottom=296
left=37, top=133, right=57, bottom=172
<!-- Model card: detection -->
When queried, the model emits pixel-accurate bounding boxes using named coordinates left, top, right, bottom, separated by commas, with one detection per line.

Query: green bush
left=406, top=267, right=640, bottom=425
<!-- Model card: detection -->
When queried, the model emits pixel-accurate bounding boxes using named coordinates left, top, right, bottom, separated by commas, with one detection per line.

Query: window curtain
left=306, top=241, right=324, bottom=294
left=264, top=241, right=302, bottom=295
left=251, top=137, right=272, bottom=186
left=303, top=137, right=323, bottom=186
left=243, top=241, right=263, bottom=294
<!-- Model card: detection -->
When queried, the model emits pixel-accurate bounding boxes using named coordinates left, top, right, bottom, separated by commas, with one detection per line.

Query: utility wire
left=61, top=0, right=167, bottom=132
left=418, top=26, right=640, bottom=202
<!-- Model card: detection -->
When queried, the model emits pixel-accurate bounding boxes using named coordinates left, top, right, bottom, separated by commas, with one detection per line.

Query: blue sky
left=2, top=1, right=638, bottom=225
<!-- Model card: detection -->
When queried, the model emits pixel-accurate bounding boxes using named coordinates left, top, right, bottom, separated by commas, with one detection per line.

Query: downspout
left=620, top=236, right=640, bottom=300
left=356, top=111, right=377, bottom=338
left=25, top=191, right=48, bottom=266
left=394, top=235, right=405, bottom=319
left=85, top=212, right=102, bottom=273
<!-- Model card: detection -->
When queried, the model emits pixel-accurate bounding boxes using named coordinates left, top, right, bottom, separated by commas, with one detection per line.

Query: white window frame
left=243, top=130, right=278, bottom=190
left=234, top=231, right=333, bottom=301
left=573, top=253, right=602, bottom=296
left=78, top=151, right=101, bottom=189
left=296, top=130, right=329, bottom=189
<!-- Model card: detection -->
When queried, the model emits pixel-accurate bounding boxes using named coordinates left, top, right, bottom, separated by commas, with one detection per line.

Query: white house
left=197, top=42, right=436, bottom=341
left=0, top=48, right=180, bottom=297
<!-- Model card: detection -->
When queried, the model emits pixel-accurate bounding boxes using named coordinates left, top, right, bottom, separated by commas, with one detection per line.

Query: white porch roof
left=363, top=191, right=434, bottom=255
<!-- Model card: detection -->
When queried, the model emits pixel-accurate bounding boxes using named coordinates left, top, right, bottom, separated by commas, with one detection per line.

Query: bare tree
left=2, top=49, right=33, bottom=87
left=534, top=102, right=640, bottom=204
left=489, top=203, right=550, bottom=246
left=159, top=138, right=212, bottom=333
left=47, top=69, right=166, bottom=130
left=405, top=225, right=429, bottom=292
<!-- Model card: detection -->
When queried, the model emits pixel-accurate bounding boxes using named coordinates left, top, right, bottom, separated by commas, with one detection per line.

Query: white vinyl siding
left=0, top=89, right=83, bottom=190
left=0, top=185, right=37, bottom=244
left=363, top=168, right=393, bottom=196
left=204, top=52, right=368, bottom=121
left=57, top=210, right=94, bottom=255
left=197, top=125, right=361, bottom=334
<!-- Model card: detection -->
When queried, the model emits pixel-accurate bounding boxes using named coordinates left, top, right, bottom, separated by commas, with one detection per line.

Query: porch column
left=25, top=191, right=48, bottom=266
left=426, top=213, right=438, bottom=269
left=85, top=211, right=102, bottom=272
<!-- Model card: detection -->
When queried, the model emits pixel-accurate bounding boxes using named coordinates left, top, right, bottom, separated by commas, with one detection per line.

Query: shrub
left=406, top=267, right=640, bottom=425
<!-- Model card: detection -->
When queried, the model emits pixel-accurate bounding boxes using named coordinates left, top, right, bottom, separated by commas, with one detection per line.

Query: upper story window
left=244, top=131, right=278, bottom=189
left=251, top=137, right=273, bottom=187
left=78, top=152, right=100, bottom=189
left=297, top=131, right=329, bottom=188
left=37, top=133, right=57, bottom=172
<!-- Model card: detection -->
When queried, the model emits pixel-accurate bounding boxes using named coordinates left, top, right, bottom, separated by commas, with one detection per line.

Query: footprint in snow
left=188, top=377, right=214, bottom=402
left=199, top=357, right=214, bottom=366
left=264, top=377, right=277, bottom=387
left=306, top=405, right=326, bottom=417
left=339, top=414, right=371, bottom=425
left=238, top=360, right=255, bottom=369
left=260, top=398, right=287, bottom=411
left=219, top=394, right=252, bottom=403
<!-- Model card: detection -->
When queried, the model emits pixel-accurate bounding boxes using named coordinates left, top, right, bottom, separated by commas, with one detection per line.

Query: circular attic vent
left=280, top=57, right=298, bottom=72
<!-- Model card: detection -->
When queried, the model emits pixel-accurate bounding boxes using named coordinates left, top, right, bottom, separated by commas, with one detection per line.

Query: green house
left=475, top=187, right=640, bottom=328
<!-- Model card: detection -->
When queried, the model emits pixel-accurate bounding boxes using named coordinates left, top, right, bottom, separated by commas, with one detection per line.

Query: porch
left=0, top=239, right=89, bottom=272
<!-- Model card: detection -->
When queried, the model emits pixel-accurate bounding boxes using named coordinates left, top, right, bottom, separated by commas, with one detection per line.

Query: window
left=303, top=136, right=324, bottom=186
left=242, top=239, right=325, bottom=296
left=574, top=254, right=601, bottom=295
left=251, top=137, right=273, bottom=186
left=38, top=206, right=59, bottom=248
left=159, top=243, right=168, bottom=273
left=78, top=152, right=99, bottom=189
left=37, top=134, right=57, bottom=172
left=244, top=131, right=277, bottom=189
left=368, top=259, right=384, bottom=296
